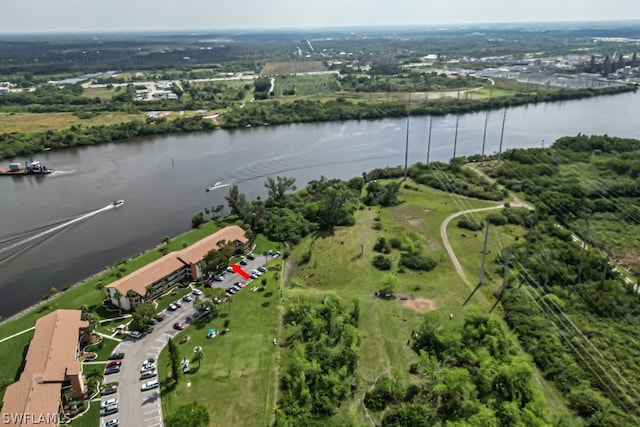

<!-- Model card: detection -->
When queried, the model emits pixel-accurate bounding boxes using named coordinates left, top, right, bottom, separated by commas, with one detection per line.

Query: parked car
left=141, top=379, right=159, bottom=391
left=192, top=288, right=202, bottom=296
left=167, top=303, right=177, bottom=311
left=258, top=266, right=267, bottom=273
left=156, top=313, right=164, bottom=321
left=174, top=301, right=182, bottom=308
left=102, top=419, right=119, bottom=427
left=227, top=266, right=235, bottom=273
left=182, top=295, right=193, bottom=302
left=274, top=251, right=282, bottom=258
left=101, top=385, right=117, bottom=396
left=173, top=322, right=185, bottom=330
left=106, top=361, right=122, bottom=368
left=250, top=273, right=258, bottom=279
left=101, top=404, right=118, bottom=416
left=251, top=269, right=262, bottom=276
left=140, top=369, right=157, bottom=380
left=247, top=254, right=255, bottom=260
left=227, top=288, right=236, bottom=294
left=108, top=352, right=124, bottom=360
left=239, top=259, right=248, bottom=265
left=101, top=398, right=118, bottom=408
left=104, top=366, right=120, bottom=375
left=140, top=361, right=156, bottom=372
left=128, top=330, right=142, bottom=339
left=213, top=275, right=223, bottom=282
left=231, top=285, right=240, bottom=292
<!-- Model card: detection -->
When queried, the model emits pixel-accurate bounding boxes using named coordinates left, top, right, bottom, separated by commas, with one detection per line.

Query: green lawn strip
left=159, top=279, right=279, bottom=425
left=0, top=330, right=33, bottom=402
left=68, top=401, right=100, bottom=427
left=83, top=337, right=119, bottom=361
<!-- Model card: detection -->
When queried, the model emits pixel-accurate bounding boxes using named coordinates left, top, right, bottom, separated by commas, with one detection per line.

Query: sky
left=3, top=0, right=640, bottom=33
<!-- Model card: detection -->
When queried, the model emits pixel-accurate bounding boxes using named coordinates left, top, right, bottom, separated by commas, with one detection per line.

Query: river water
left=0, top=91, right=638, bottom=319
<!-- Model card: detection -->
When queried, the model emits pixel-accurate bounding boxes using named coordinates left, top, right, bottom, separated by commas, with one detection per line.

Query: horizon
left=0, top=19, right=639, bottom=37
left=3, top=0, right=640, bottom=34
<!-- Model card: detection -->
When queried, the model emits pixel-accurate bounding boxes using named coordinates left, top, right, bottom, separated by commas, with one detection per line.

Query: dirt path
left=440, top=205, right=504, bottom=291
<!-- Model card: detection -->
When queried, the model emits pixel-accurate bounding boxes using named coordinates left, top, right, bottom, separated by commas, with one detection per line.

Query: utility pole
left=452, top=115, right=459, bottom=159
left=501, top=247, right=512, bottom=291
left=481, top=111, right=489, bottom=161
left=478, top=223, right=490, bottom=286
left=498, top=109, right=507, bottom=163
left=403, top=116, right=410, bottom=181
left=426, top=117, right=433, bottom=165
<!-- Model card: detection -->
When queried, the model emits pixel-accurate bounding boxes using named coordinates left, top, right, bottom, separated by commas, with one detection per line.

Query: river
left=0, top=91, right=638, bottom=319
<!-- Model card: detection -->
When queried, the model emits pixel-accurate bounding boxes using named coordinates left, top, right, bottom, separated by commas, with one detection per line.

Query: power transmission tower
left=481, top=111, right=489, bottom=160
left=426, top=117, right=433, bottom=165
left=452, top=115, right=459, bottom=159
left=403, top=117, right=410, bottom=181
left=498, top=109, right=507, bottom=163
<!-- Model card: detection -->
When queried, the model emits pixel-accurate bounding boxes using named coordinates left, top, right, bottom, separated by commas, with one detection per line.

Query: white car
left=167, top=303, right=177, bottom=311
left=128, top=330, right=142, bottom=339
left=103, top=419, right=119, bottom=427
left=141, top=361, right=156, bottom=372
left=192, top=289, right=202, bottom=296
left=141, top=379, right=159, bottom=391
left=101, top=398, right=118, bottom=408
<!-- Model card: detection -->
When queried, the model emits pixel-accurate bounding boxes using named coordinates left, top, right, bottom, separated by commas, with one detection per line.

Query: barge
left=0, top=161, right=53, bottom=176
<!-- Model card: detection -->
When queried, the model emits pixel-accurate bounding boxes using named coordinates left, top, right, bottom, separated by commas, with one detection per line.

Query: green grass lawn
left=159, top=270, right=281, bottom=426
left=68, top=401, right=100, bottom=427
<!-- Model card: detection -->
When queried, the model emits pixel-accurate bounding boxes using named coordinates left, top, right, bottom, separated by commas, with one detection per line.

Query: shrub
left=389, top=237, right=402, bottom=249
left=399, top=253, right=437, bottom=271
left=457, top=216, right=484, bottom=231
left=485, top=212, right=508, bottom=225
left=372, top=222, right=383, bottom=230
left=372, top=255, right=393, bottom=270
left=373, top=237, right=392, bottom=254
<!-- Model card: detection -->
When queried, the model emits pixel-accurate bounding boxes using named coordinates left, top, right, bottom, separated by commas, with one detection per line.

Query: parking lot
left=98, top=253, right=273, bottom=426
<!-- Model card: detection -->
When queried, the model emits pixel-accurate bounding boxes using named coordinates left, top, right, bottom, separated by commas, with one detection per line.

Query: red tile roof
left=107, top=226, right=247, bottom=297
left=1, top=310, right=87, bottom=426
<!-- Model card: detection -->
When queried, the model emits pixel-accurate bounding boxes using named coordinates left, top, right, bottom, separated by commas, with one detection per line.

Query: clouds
left=2, top=0, right=639, bottom=33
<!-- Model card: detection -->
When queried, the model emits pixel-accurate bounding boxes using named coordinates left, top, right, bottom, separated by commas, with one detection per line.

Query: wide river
left=0, top=91, right=639, bottom=319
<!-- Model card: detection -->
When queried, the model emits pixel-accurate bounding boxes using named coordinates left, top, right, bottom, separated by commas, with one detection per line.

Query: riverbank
left=0, top=84, right=634, bottom=161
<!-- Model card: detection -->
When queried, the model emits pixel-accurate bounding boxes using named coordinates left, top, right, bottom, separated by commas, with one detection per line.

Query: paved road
left=98, top=255, right=271, bottom=426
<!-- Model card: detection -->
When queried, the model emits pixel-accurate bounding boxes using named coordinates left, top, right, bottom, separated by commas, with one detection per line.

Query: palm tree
left=113, top=290, right=123, bottom=308
left=126, top=289, right=138, bottom=311
left=145, top=285, right=155, bottom=302
left=95, top=281, right=106, bottom=300
left=80, top=313, right=99, bottom=345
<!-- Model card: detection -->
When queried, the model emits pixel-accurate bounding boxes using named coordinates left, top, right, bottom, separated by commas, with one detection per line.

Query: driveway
left=98, top=253, right=275, bottom=426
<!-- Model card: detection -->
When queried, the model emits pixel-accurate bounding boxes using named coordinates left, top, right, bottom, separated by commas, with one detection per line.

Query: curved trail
left=440, top=199, right=532, bottom=292
left=440, top=205, right=505, bottom=290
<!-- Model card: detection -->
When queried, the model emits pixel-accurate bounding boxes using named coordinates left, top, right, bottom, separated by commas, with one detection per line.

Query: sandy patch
left=403, top=297, right=436, bottom=313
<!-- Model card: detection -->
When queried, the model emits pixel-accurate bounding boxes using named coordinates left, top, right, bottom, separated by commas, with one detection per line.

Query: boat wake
left=205, top=181, right=232, bottom=192
left=0, top=204, right=115, bottom=258
left=48, top=170, right=75, bottom=177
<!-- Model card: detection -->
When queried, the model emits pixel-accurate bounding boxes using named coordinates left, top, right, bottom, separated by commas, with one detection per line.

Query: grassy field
left=261, top=61, right=327, bottom=75
left=0, top=112, right=144, bottom=134
left=283, top=180, right=573, bottom=425
left=158, top=267, right=281, bottom=426
left=272, top=74, right=340, bottom=98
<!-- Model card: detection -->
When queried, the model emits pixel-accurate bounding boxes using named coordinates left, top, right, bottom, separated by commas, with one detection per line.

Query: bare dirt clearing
left=403, top=297, right=436, bottom=313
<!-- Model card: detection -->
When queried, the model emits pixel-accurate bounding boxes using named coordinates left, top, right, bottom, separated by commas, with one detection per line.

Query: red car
left=106, top=360, right=122, bottom=368
left=173, top=322, right=185, bottom=330
left=156, top=313, right=164, bottom=321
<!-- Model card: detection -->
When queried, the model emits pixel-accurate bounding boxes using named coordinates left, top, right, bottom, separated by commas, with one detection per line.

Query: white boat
left=112, top=200, right=125, bottom=207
